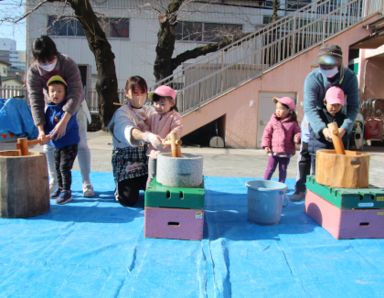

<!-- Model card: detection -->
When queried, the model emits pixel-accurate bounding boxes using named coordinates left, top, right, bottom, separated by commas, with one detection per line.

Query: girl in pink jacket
left=261, top=97, right=301, bottom=183
left=146, top=85, right=183, bottom=186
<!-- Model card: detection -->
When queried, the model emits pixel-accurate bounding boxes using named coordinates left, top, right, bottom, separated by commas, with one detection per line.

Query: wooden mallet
left=16, top=138, right=41, bottom=156
left=163, top=132, right=182, bottom=157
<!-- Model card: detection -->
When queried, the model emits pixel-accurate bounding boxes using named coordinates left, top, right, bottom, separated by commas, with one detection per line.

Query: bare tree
left=48, top=0, right=119, bottom=128
left=4, top=0, right=247, bottom=126
left=153, top=0, right=245, bottom=81
left=271, top=0, right=280, bottom=22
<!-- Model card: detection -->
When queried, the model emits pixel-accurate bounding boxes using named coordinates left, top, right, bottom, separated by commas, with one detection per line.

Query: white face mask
left=39, top=58, right=57, bottom=72
left=320, top=66, right=339, bottom=78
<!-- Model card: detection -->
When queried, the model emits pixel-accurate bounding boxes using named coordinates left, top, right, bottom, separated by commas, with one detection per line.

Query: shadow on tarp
left=203, top=189, right=315, bottom=241
left=28, top=190, right=144, bottom=224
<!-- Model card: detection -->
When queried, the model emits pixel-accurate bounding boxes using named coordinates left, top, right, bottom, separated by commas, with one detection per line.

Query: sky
left=0, top=0, right=26, bottom=51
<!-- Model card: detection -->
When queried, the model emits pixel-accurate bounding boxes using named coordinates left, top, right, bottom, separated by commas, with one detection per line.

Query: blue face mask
left=320, top=66, right=339, bottom=78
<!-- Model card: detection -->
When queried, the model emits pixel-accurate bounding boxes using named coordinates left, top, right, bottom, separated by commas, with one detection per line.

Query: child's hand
left=162, top=138, right=170, bottom=148
left=264, top=147, right=271, bottom=153
left=143, top=132, right=163, bottom=149
left=50, top=118, right=69, bottom=140
left=338, top=127, right=346, bottom=138
left=322, top=128, right=332, bottom=142
left=37, top=131, right=50, bottom=144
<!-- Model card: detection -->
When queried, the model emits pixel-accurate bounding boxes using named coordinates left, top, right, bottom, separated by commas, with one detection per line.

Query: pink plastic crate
left=145, top=207, right=204, bottom=240
left=305, top=190, right=384, bottom=239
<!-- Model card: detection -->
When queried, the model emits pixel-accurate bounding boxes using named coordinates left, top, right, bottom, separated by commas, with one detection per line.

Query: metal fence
left=0, top=86, right=126, bottom=114
left=86, top=88, right=126, bottom=113
left=0, top=86, right=26, bottom=99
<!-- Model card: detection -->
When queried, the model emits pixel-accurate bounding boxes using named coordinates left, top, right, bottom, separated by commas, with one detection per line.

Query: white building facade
left=24, top=0, right=311, bottom=108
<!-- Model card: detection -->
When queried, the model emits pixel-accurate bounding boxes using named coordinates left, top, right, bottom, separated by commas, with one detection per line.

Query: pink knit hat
left=325, top=86, right=345, bottom=106
left=273, top=96, right=296, bottom=111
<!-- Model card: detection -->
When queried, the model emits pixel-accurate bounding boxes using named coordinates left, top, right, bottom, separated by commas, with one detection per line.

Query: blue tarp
left=0, top=97, right=38, bottom=139
left=0, top=173, right=383, bottom=297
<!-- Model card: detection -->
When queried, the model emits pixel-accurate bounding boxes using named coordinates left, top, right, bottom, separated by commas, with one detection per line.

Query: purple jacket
left=261, top=114, right=301, bottom=156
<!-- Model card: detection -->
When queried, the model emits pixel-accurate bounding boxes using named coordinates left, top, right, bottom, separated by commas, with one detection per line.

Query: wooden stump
left=0, top=150, right=50, bottom=218
left=315, top=149, right=370, bottom=188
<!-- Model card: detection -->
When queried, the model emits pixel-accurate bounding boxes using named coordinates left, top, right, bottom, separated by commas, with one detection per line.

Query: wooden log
left=0, top=150, right=50, bottom=218
left=315, top=149, right=370, bottom=188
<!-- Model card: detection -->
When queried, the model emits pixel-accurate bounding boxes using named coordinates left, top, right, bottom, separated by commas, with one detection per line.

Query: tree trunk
left=153, top=0, right=183, bottom=81
left=57, top=0, right=119, bottom=128
left=153, top=0, right=247, bottom=83
left=272, top=0, right=280, bottom=22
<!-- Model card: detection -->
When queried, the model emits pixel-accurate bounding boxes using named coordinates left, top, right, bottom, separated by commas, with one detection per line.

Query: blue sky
left=0, top=0, right=26, bottom=51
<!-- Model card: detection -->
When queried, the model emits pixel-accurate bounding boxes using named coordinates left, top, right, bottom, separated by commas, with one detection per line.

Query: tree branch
left=14, top=0, right=50, bottom=23
left=171, top=34, right=246, bottom=70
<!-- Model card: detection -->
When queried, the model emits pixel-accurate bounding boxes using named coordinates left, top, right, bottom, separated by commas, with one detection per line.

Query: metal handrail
left=152, top=0, right=383, bottom=115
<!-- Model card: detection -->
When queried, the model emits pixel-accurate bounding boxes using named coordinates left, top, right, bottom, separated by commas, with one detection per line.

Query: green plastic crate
left=145, top=178, right=205, bottom=209
left=306, top=175, right=384, bottom=209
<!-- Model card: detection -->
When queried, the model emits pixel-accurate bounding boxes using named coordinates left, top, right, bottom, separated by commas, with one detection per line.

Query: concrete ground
left=86, top=131, right=384, bottom=187
left=1, top=130, right=383, bottom=188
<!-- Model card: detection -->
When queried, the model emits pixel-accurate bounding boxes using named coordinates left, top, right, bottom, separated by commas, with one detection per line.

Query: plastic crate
left=305, top=190, right=384, bottom=239
left=306, top=175, right=384, bottom=209
left=145, top=178, right=204, bottom=209
left=144, top=207, right=204, bottom=240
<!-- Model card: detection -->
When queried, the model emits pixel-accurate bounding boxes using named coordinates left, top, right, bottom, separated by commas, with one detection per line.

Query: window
left=109, top=18, right=130, bottom=38
left=185, top=22, right=203, bottom=41
left=204, top=23, right=243, bottom=42
left=263, top=15, right=273, bottom=25
left=176, top=21, right=242, bottom=42
left=48, top=16, right=129, bottom=39
left=286, top=0, right=312, bottom=10
left=48, top=16, right=85, bottom=36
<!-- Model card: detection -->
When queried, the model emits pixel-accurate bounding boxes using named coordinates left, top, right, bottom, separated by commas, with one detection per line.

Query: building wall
left=182, top=15, right=377, bottom=148
left=25, top=0, right=278, bottom=89
left=0, top=62, right=9, bottom=77
left=2, top=79, right=23, bottom=88
left=359, top=45, right=384, bottom=100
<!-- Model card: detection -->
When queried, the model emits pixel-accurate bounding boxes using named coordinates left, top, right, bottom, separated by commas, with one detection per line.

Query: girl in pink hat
left=261, top=96, right=301, bottom=183
left=146, top=85, right=183, bottom=187
left=308, top=86, right=347, bottom=174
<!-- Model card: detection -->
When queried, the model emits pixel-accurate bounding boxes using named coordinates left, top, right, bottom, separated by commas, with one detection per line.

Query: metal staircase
left=154, top=0, right=384, bottom=115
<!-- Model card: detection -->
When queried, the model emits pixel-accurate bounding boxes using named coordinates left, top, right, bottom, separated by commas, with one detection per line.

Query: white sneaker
left=83, top=184, right=95, bottom=197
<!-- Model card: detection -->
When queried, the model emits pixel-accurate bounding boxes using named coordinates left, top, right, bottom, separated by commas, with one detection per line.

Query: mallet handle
left=327, top=122, right=345, bottom=155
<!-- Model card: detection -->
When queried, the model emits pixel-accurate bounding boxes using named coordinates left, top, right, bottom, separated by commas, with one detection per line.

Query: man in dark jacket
left=290, top=44, right=359, bottom=201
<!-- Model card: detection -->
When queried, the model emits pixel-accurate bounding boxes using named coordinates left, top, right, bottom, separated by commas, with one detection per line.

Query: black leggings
left=295, top=142, right=311, bottom=193
left=116, top=175, right=147, bottom=207
left=54, top=144, right=78, bottom=191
